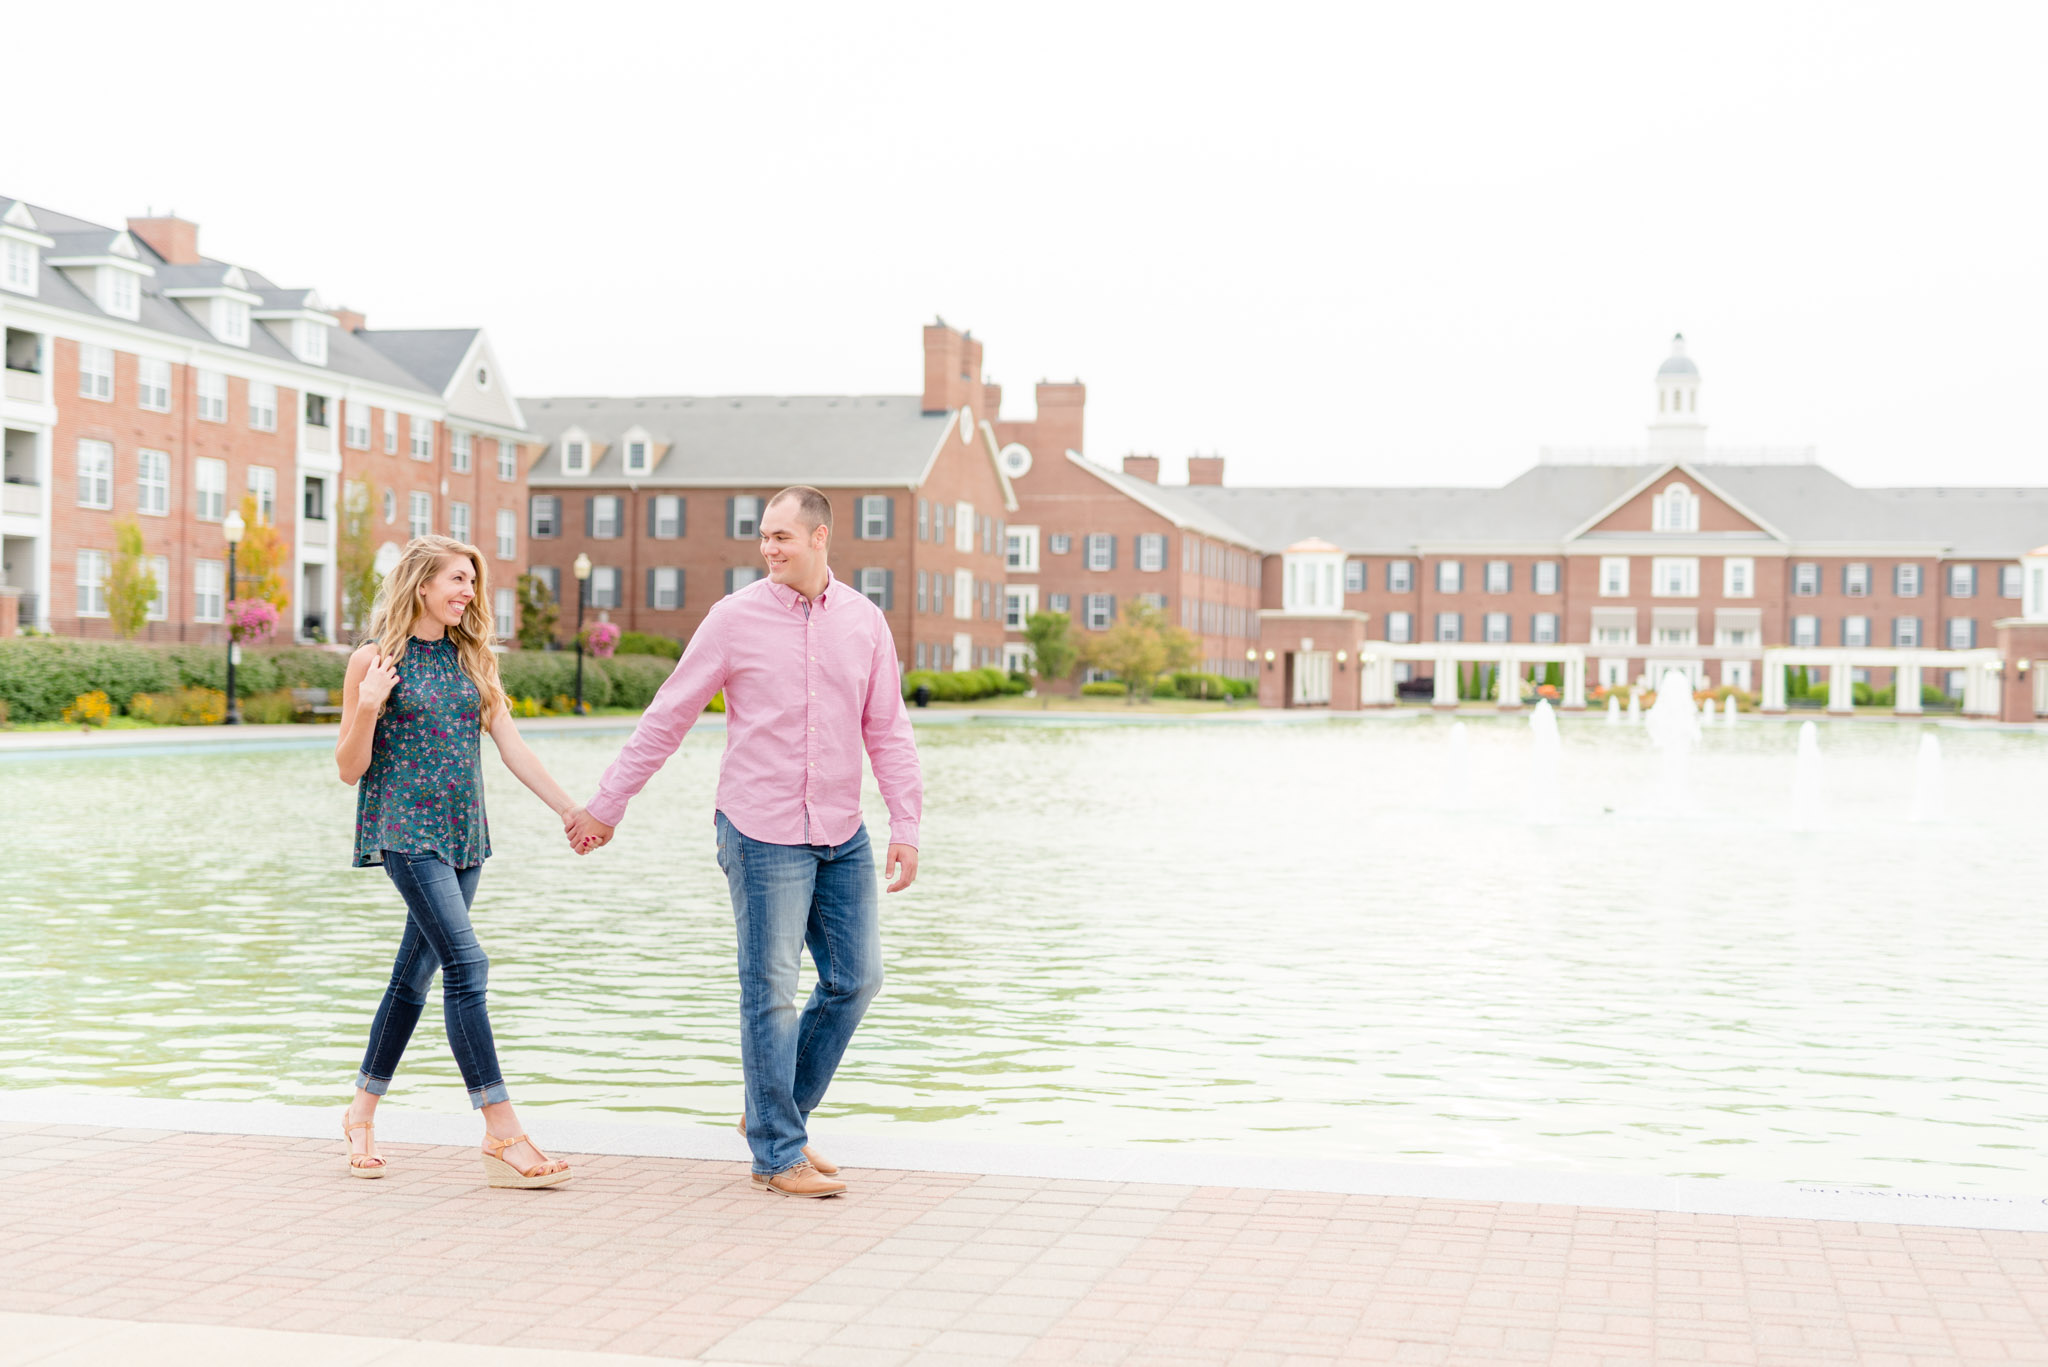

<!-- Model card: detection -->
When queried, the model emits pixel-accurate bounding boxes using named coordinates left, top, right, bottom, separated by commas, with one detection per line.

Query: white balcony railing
left=303, top=424, right=333, bottom=454
left=1, top=482, right=39, bottom=517
left=3, top=368, right=43, bottom=403
left=301, top=518, right=330, bottom=548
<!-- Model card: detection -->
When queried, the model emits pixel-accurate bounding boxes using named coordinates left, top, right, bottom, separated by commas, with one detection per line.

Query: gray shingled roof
left=1071, top=459, right=1267, bottom=547
left=358, top=329, right=479, bottom=393
left=521, top=395, right=953, bottom=487
left=1866, top=488, right=2048, bottom=558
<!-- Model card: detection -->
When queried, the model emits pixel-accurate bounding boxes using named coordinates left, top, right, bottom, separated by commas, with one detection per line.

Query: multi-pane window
left=1005, top=526, right=1039, bottom=572
left=649, top=567, right=683, bottom=610
left=1947, top=617, right=1976, bottom=650
left=75, top=439, right=113, bottom=508
left=1949, top=564, right=1975, bottom=598
left=1484, top=561, right=1510, bottom=594
left=196, top=370, right=227, bottom=423
left=450, top=501, right=471, bottom=545
left=1532, top=613, right=1559, bottom=644
left=1084, top=593, right=1114, bottom=630
left=531, top=566, right=560, bottom=601
left=1653, top=483, right=1700, bottom=532
left=1533, top=561, right=1559, bottom=595
left=384, top=410, right=398, bottom=453
left=409, top=416, right=434, bottom=461
left=1652, top=557, right=1698, bottom=597
left=1893, top=616, right=1921, bottom=647
left=1599, top=557, right=1629, bottom=596
left=194, top=560, right=225, bottom=623
left=1896, top=564, right=1922, bottom=597
left=1434, top=613, right=1462, bottom=642
left=1483, top=612, right=1510, bottom=643
left=858, top=496, right=890, bottom=540
left=730, top=495, right=762, bottom=537
left=530, top=495, right=559, bottom=538
left=146, top=556, right=169, bottom=621
left=857, top=568, right=890, bottom=609
left=590, top=495, right=621, bottom=539
left=1654, top=622, right=1695, bottom=646
left=304, top=392, right=328, bottom=428
left=493, top=587, right=515, bottom=637
left=2, top=238, right=35, bottom=293
left=1436, top=561, right=1462, bottom=593
left=1842, top=616, right=1870, bottom=647
left=1844, top=563, right=1871, bottom=597
left=246, top=465, right=276, bottom=523
left=916, top=499, right=929, bottom=541
left=1049, top=533, right=1072, bottom=555
left=498, top=439, right=517, bottom=480
left=408, top=491, right=431, bottom=539
left=1385, top=611, right=1412, bottom=643
left=623, top=439, right=649, bottom=474
left=1344, top=560, right=1366, bottom=593
left=75, top=549, right=109, bottom=616
left=496, top=508, right=517, bottom=560
left=78, top=344, right=113, bottom=400
left=1388, top=560, right=1413, bottom=593
left=1792, top=615, right=1820, bottom=647
left=954, top=568, right=974, bottom=620
left=725, top=566, right=762, bottom=595
left=2001, top=565, right=2023, bottom=598
left=195, top=458, right=226, bottom=521
left=248, top=381, right=277, bottom=432
left=137, top=448, right=169, bottom=516
left=1049, top=593, right=1070, bottom=614
left=1723, top=557, right=1753, bottom=598
left=954, top=501, right=974, bottom=552
left=1085, top=533, right=1115, bottom=571
left=451, top=431, right=472, bottom=473
left=588, top=566, right=620, bottom=609
left=104, top=269, right=138, bottom=318
left=138, top=357, right=171, bottom=411
left=345, top=402, right=370, bottom=448
left=303, top=479, right=325, bottom=521
left=1137, top=534, right=1166, bottom=572
left=1793, top=562, right=1820, bottom=596
left=651, top=495, right=684, bottom=539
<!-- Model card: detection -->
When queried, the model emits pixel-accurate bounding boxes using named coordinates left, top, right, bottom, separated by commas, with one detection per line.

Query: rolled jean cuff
left=467, top=1080, right=511, bottom=1109
left=355, top=1070, right=392, bottom=1097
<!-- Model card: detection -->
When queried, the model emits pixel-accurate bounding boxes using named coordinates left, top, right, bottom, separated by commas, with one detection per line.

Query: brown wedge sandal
left=343, top=1110, right=386, bottom=1179
left=481, top=1132, right=572, bottom=1190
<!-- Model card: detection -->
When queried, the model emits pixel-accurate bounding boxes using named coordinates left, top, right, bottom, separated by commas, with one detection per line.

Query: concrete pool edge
left=7, top=1088, right=2044, bottom=1233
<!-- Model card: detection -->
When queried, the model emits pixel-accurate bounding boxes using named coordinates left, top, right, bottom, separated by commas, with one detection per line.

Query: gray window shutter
left=884, top=497, right=895, bottom=540
left=675, top=568, right=685, bottom=608
left=674, top=496, right=686, bottom=536
left=724, top=567, right=735, bottom=596
left=883, top=570, right=895, bottom=611
left=646, top=568, right=657, bottom=607
left=647, top=498, right=658, bottom=538
left=1503, top=563, right=1513, bottom=593
left=584, top=498, right=594, bottom=537
left=726, top=496, right=736, bottom=538
left=1108, top=536, right=1118, bottom=570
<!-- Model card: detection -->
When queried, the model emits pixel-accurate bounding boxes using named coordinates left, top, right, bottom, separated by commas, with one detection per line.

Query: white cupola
left=1647, top=332, right=1705, bottom=457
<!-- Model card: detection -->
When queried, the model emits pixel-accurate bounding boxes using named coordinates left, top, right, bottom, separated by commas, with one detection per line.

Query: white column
left=1497, top=656, right=1521, bottom=709
left=1984, top=663, right=2002, bottom=718
left=1827, top=656, right=1854, bottom=713
left=1433, top=656, right=1458, bottom=707
left=1563, top=652, right=1586, bottom=709
left=1895, top=661, right=1922, bottom=714
left=1761, top=653, right=1786, bottom=711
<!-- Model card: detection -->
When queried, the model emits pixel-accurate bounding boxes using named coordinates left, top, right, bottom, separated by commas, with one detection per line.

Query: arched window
left=1654, top=482, right=1698, bottom=533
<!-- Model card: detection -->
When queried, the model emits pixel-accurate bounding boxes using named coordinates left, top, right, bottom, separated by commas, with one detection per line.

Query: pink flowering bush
left=227, top=598, right=279, bottom=644
left=587, top=622, right=621, bottom=659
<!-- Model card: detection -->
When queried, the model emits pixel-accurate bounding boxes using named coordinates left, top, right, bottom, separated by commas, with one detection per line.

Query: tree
left=515, top=572, right=560, bottom=651
left=104, top=520, right=158, bottom=640
left=1021, top=610, right=1078, bottom=708
left=337, top=478, right=382, bottom=643
left=1079, top=599, right=1197, bottom=704
left=233, top=492, right=290, bottom=618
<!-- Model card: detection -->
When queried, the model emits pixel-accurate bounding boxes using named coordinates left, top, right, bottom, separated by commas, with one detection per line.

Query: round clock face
left=999, top=443, right=1033, bottom=478
left=960, top=405, right=975, bottom=445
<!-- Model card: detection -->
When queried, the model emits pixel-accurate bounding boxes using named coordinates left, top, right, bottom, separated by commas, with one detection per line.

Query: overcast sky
left=10, top=2, right=2046, bottom=489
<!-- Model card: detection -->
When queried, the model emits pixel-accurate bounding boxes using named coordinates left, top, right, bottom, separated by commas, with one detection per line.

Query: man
left=566, top=486, right=922, bottom=1198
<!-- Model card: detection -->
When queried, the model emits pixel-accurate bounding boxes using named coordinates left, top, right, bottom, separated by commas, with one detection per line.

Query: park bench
left=290, top=688, right=344, bottom=719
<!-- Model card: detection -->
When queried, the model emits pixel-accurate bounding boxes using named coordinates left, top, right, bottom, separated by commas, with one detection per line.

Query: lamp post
left=221, top=508, right=245, bottom=725
left=572, top=552, right=592, bottom=715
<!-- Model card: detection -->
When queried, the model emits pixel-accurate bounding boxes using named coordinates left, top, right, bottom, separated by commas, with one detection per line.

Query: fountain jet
left=1791, top=721, right=1824, bottom=830
left=1909, top=733, right=1944, bottom=824
left=1646, top=670, right=1701, bottom=809
left=1528, top=700, right=1560, bottom=821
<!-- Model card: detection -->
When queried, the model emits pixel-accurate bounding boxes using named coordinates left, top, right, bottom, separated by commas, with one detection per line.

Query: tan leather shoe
left=751, top=1160, right=846, bottom=1199
left=737, top=1118, right=838, bottom=1176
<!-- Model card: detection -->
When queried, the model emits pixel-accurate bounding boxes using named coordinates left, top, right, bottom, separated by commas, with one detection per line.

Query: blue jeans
left=355, top=851, right=510, bottom=1109
left=716, top=810, right=883, bottom=1175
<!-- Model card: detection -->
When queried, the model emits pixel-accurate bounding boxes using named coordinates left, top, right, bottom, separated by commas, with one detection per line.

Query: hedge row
left=0, top=639, right=681, bottom=723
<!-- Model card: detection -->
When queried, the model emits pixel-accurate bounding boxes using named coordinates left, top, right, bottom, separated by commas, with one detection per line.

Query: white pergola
left=1758, top=646, right=2003, bottom=716
left=1353, top=644, right=1589, bottom=709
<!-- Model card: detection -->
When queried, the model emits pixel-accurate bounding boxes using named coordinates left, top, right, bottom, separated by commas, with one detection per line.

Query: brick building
left=520, top=322, right=1047, bottom=671
left=0, top=197, right=529, bottom=643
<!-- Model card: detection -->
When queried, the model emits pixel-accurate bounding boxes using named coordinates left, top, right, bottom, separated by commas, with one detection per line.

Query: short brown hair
left=769, top=486, right=833, bottom=531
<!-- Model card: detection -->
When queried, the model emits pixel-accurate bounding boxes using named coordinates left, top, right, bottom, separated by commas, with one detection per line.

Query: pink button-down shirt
left=584, top=571, right=922, bottom=849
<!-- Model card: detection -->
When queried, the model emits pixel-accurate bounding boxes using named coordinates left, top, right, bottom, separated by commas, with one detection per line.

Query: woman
left=335, top=534, right=583, bottom=1188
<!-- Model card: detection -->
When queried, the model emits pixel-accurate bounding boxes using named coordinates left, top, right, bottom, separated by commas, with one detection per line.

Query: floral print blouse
left=353, top=635, right=491, bottom=869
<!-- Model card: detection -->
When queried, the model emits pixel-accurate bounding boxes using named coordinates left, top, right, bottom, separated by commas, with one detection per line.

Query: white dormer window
left=621, top=428, right=651, bottom=475
left=562, top=439, right=588, bottom=475
left=211, top=297, right=250, bottom=346
left=3, top=238, right=36, bottom=294
left=99, top=266, right=140, bottom=319
left=1652, top=482, right=1699, bottom=532
left=291, top=318, right=328, bottom=366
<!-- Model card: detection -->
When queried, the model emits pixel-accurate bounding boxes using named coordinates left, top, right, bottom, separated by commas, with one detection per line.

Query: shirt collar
left=767, top=569, right=838, bottom=612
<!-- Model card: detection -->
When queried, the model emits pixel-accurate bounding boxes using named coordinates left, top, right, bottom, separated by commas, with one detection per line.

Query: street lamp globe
left=573, top=553, right=592, bottom=582
left=222, top=508, right=246, bottom=546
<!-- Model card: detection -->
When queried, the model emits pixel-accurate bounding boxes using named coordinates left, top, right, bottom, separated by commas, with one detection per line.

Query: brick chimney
left=127, top=214, right=200, bottom=265
left=331, top=306, right=366, bottom=333
left=1122, top=454, right=1160, bottom=483
left=922, top=319, right=972, bottom=413
left=1187, top=454, right=1226, bottom=486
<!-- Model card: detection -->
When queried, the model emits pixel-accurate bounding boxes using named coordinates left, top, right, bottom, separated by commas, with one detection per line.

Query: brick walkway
left=5, top=1122, right=2048, bottom=1366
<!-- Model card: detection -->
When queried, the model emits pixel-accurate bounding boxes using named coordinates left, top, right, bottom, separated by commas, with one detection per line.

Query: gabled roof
left=1865, top=487, right=2048, bottom=558
left=521, top=394, right=955, bottom=487
left=1065, top=456, right=1265, bottom=548
left=358, top=328, right=481, bottom=392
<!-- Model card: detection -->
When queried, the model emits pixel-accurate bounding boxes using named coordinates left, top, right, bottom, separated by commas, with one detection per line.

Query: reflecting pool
left=4, top=714, right=2046, bottom=1190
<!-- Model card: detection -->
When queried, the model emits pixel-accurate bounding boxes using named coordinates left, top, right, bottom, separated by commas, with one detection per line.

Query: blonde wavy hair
left=368, top=535, right=508, bottom=722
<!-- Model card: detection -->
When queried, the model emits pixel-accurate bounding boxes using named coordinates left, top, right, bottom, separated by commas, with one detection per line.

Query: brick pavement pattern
left=3, top=1122, right=2047, bottom=1366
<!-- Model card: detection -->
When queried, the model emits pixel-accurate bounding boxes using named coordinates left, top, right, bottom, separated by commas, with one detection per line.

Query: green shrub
left=901, top=669, right=939, bottom=701
left=0, top=639, right=180, bottom=722
left=498, top=650, right=612, bottom=709
left=603, top=654, right=676, bottom=709
left=1080, top=680, right=1128, bottom=697
left=1223, top=677, right=1254, bottom=699
left=128, top=687, right=226, bottom=726
left=613, top=631, right=682, bottom=660
left=241, top=689, right=300, bottom=725
left=1167, top=670, right=1234, bottom=700
left=1000, top=671, right=1031, bottom=695
left=706, top=691, right=725, bottom=713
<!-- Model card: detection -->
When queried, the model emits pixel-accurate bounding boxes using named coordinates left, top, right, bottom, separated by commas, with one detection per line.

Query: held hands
left=885, top=844, right=919, bottom=893
left=358, top=653, right=399, bottom=711
left=563, top=806, right=615, bottom=855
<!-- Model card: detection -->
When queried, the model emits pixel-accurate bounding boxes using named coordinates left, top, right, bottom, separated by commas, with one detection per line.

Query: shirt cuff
left=886, top=821, right=919, bottom=850
left=585, top=791, right=627, bottom=828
